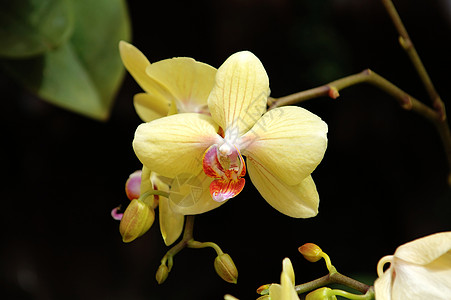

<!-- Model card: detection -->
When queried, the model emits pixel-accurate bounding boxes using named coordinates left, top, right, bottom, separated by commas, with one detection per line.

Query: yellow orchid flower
left=133, top=51, right=328, bottom=218
left=119, top=41, right=217, bottom=121
left=374, top=231, right=451, bottom=300
left=269, top=258, right=300, bottom=300
left=119, top=41, right=219, bottom=245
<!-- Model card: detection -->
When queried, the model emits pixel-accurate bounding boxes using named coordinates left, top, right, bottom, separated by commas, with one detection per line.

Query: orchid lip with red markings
left=202, top=142, right=246, bottom=202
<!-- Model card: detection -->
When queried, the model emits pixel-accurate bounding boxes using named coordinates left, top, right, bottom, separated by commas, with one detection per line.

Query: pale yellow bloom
left=119, top=41, right=217, bottom=120
left=133, top=51, right=327, bottom=218
left=119, top=42, right=219, bottom=244
left=374, top=231, right=451, bottom=300
left=269, top=258, right=300, bottom=300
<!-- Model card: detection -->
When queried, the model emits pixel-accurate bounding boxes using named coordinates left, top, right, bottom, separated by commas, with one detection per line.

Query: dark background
left=1, top=0, right=450, bottom=299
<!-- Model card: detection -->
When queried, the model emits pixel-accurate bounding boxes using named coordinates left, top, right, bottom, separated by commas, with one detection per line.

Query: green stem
left=294, top=272, right=371, bottom=295
left=160, top=215, right=195, bottom=271
left=188, top=240, right=224, bottom=255
left=159, top=215, right=225, bottom=271
left=332, top=287, right=375, bottom=300
left=140, top=190, right=170, bottom=208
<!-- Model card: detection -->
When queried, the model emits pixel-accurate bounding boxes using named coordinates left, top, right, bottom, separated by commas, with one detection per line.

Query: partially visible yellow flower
left=269, top=258, right=300, bottom=300
left=119, top=41, right=218, bottom=245
left=374, top=231, right=451, bottom=300
left=119, top=41, right=217, bottom=121
left=133, top=51, right=328, bottom=218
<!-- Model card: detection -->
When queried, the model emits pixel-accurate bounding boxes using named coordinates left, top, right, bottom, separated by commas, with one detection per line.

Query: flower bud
left=125, top=170, right=142, bottom=200
left=256, top=284, right=271, bottom=295
left=155, top=263, right=169, bottom=284
left=305, top=287, right=337, bottom=300
left=299, top=243, right=323, bottom=262
left=119, top=199, right=155, bottom=243
left=214, top=253, right=238, bottom=284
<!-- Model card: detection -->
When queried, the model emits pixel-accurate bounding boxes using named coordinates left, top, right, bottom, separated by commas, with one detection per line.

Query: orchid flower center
left=202, top=140, right=246, bottom=202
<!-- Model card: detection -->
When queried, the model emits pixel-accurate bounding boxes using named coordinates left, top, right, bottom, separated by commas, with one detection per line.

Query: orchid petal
left=374, top=265, right=394, bottom=300
left=119, top=41, right=165, bottom=95
left=247, top=157, right=319, bottom=218
left=133, top=93, right=169, bottom=122
left=168, top=171, right=226, bottom=215
left=208, top=51, right=269, bottom=137
left=140, top=166, right=152, bottom=193
left=282, top=258, right=295, bottom=284
left=395, top=232, right=451, bottom=265
left=393, top=254, right=451, bottom=299
left=146, top=57, right=217, bottom=111
left=133, top=113, right=221, bottom=178
left=159, top=197, right=184, bottom=246
left=241, top=106, right=327, bottom=186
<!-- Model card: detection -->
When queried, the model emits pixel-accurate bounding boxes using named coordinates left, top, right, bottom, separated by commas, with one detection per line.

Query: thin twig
left=269, top=69, right=451, bottom=185
left=381, top=0, right=446, bottom=121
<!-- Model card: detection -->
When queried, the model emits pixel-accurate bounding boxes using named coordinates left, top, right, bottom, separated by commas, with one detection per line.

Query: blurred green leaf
left=1, top=0, right=131, bottom=120
left=0, top=0, right=73, bottom=58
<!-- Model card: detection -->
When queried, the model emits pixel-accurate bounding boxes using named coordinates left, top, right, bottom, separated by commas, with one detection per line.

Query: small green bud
left=214, top=253, right=238, bottom=284
left=119, top=199, right=155, bottom=243
left=155, top=263, right=169, bottom=284
left=305, top=287, right=337, bottom=300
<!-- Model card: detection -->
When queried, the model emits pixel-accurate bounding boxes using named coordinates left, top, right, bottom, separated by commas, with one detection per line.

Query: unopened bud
left=256, top=284, right=271, bottom=295
left=119, top=199, right=155, bottom=243
left=299, top=243, right=323, bottom=262
left=125, top=170, right=142, bottom=200
left=214, top=253, right=238, bottom=284
left=306, top=287, right=337, bottom=300
left=155, top=263, right=169, bottom=284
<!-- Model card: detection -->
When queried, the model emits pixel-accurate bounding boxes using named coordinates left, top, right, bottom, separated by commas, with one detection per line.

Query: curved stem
left=160, top=215, right=195, bottom=271
left=294, top=271, right=371, bottom=295
left=188, top=240, right=224, bottom=255
left=332, top=287, right=375, bottom=300
left=381, top=0, right=446, bottom=120
left=269, top=69, right=451, bottom=185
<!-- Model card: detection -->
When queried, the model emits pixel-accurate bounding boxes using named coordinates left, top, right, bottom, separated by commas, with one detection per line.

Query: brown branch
left=381, top=0, right=446, bottom=121
left=268, top=69, right=451, bottom=185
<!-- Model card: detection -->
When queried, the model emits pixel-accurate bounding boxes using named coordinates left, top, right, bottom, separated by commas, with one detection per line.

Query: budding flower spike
left=133, top=51, right=328, bottom=218
left=299, top=243, right=334, bottom=272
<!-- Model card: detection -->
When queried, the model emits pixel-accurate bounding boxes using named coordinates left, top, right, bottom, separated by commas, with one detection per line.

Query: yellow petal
left=282, top=258, right=295, bottom=284
left=133, top=113, right=221, bottom=178
left=247, top=157, right=319, bottom=218
left=119, top=41, right=165, bottom=95
left=241, top=106, right=327, bottom=186
left=159, top=197, right=184, bottom=246
left=146, top=57, right=217, bottom=112
left=208, top=51, right=269, bottom=137
left=394, top=232, right=451, bottom=265
left=140, top=165, right=152, bottom=193
left=280, top=272, right=300, bottom=300
left=133, top=93, right=169, bottom=122
left=168, top=171, right=226, bottom=215
left=269, top=259, right=299, bottom=300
